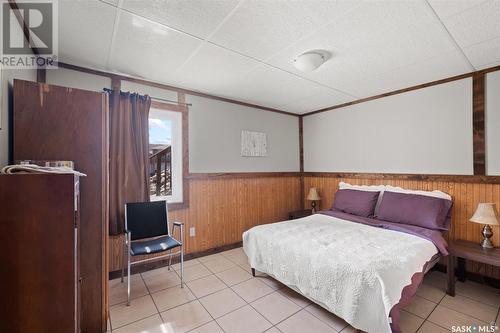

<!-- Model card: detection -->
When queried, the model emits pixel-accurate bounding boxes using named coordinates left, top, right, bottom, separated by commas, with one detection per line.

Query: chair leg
left=168, top=249, right=173, bottom=270
left=127, top=234, right=131, bottom=306
left=121, top=237, right=126, bottom=283
left=180, top=246, right=184, bottom=288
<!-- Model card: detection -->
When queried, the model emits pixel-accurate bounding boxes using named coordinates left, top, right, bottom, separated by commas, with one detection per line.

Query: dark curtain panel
left=109, top=91, right=151, bottom=235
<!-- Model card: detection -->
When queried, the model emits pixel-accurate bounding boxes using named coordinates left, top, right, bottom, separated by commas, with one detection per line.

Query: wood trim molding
left=298, top=116, right=305, bottom=209
left=151, top=100, right=187, bottom=113
left=187, top=172, right=302, bottom=180
left=303, top=172, right=500, bottom=184
left=303, top=65, right=500, bottom=117
left=150, top=93, right=190, bottom=211
left=56, top=62, right=298, bottom=117
left=36, top=69, right=46, bottom=83
left=299, top=116, right=304, bottom=173
left=473, top=73, right=486, bottom=175
left=183, top=171, right=500, bottom=184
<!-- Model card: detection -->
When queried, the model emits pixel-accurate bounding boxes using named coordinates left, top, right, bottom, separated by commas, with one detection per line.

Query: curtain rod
left=151, top=96, right=192, bottom=107
left=103, top=88, right=192, bottom=107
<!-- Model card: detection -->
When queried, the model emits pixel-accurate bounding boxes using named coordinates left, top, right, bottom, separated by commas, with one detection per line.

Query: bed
left=242, top=183, right=451, bottom=333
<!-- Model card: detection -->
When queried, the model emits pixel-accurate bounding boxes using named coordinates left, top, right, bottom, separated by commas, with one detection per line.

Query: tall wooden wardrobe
left=0, top=173, right=81, bottom=333
left=13, top=80, right=109, bottom=333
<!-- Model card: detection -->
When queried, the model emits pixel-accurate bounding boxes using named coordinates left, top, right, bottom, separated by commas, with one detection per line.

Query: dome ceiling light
left=293, top=51, right=327, bottom=72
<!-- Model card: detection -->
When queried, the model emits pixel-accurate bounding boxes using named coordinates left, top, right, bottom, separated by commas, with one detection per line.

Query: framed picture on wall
left=241, top=130, right=268, bottom=157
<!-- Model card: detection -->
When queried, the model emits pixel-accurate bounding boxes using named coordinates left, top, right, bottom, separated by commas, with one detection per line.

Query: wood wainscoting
left=303, top=175, right=500, bottom=279
left=109, top=175, right=301, bottom=272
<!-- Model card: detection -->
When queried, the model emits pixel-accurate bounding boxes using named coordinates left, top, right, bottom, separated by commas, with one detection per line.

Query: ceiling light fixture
left=293, top=51, right=326, bottom=72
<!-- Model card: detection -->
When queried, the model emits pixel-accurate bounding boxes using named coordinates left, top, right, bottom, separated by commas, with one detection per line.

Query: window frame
left=149, top=99, right=189, bottom=210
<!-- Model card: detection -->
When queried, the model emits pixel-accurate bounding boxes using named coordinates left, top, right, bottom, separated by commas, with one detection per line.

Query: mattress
left=243, top=214, right=441, bottom=333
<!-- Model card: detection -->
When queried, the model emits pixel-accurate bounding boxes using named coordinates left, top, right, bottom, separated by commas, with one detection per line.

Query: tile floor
left=108, top=247, right=500, bottom=333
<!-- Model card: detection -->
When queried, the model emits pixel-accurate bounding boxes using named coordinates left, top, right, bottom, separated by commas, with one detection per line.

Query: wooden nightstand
left=447, top=240, right=500, bottom=296
left=288, top=209, right=313, bottom=220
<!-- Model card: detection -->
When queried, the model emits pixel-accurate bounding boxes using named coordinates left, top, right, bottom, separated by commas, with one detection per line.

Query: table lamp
left=307, top=187, right=321, bottom=213
left=470, top=203, right=499, bottom=249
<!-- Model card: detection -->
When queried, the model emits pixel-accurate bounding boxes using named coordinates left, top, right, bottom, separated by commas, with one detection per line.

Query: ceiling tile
left=438, top=0, right=500, bottom=47
left=100, top=0, right=119, bottom=6
left=210, top=0, right=360, bottom=60
left=58, top=0, right=117, bottom=68
left=463, top=37, right=500, bottom=69
left=212, top=65, right=341, bottom=110
left=109, top=11, right=202, bottom=83
left=339, top=50, right=471, bottom=98
left=266, top=1, right=453, bottom=89
left=121, top=0, right=239, bottom=39
left=427, top=0, right=487, bottom=18
left=171, top=43, right=260, bottom=94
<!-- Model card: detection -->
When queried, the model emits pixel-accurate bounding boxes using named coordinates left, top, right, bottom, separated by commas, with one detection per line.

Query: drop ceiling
left=57, top=0, right=500, bottom=114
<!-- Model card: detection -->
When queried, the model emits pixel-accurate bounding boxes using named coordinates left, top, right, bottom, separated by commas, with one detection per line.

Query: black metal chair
left=122, top=200, right=184, bottom=305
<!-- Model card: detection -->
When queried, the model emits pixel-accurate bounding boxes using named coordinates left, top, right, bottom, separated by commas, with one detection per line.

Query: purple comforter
left=318, top=210, right=448, bottom=255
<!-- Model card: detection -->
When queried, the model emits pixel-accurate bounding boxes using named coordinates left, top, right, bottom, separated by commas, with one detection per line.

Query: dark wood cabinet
left=0, top=173, right=80, bottom=333
left=288, top=209, right=313, bottom=220
left=12, top=80, right=109, bottom=332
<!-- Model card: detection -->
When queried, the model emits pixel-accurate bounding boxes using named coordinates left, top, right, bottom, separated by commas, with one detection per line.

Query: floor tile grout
left=111, top=248, right=500, bottom=333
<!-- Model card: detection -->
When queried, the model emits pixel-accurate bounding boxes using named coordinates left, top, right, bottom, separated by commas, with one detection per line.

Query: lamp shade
left=470, top=203, right=500, bottom=225
left=307, top=187, right=321, bottom=201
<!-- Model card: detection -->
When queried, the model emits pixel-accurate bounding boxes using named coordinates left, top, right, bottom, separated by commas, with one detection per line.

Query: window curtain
left=109, top=91, right=151, bottom=235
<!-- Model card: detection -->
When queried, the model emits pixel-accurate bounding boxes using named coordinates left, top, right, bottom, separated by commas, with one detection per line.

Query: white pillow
left=338, top=181, right=386, bottom=192
left=384, top=185, right=452, bottom=201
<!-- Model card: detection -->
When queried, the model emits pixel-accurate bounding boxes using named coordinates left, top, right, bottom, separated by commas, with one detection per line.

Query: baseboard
left=433, top=263, right=500, bottom=289
left=109, top=241, right=243, bottom=280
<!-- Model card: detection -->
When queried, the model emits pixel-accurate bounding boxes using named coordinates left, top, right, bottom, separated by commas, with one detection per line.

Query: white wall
left=304, top=78, right=474, bottom=175
left=44, top=68, right=300, bottom=173
left=188, top=95, right=300, bottom=172
left=0, top=67, right=37, bottom=167
left=46, top=67, right=111, bottom=91
left=486, top=71, right=500, bottom=175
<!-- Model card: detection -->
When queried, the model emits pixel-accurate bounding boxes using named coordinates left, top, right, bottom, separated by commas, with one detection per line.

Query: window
left=149, top=105, right=184, bottom=203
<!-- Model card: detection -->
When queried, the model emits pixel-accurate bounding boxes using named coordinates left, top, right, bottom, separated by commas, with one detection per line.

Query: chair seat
left=130, top=235, right=181, bottom=256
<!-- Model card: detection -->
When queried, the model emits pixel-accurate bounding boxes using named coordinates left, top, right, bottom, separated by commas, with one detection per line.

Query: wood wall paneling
left=303, top=176, right=500, bottom=279
left=109, top=176, right=302, bottom=271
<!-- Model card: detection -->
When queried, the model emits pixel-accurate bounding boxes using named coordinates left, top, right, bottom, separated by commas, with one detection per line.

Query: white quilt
left=242, top=214, right=438, bottom=333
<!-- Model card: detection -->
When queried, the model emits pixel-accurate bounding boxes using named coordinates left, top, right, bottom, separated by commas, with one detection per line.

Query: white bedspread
left=242, top=214, right=438, bottom=333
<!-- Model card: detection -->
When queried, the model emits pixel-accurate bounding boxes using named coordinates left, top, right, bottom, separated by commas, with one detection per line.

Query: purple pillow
left=332, top=189, right=380, bottom=217
left=376, top=191, right=453, bottom=231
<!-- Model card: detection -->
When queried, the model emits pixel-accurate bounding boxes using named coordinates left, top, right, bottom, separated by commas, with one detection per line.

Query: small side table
left=447, top=240, right=500, bottom=296
left=288, top=209, right=313, bottom=220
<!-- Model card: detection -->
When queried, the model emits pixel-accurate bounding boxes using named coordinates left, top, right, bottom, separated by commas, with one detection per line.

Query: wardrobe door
left=13, top=79, right=109, bottom=333
left=0, top=173, right=77, bottom=333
